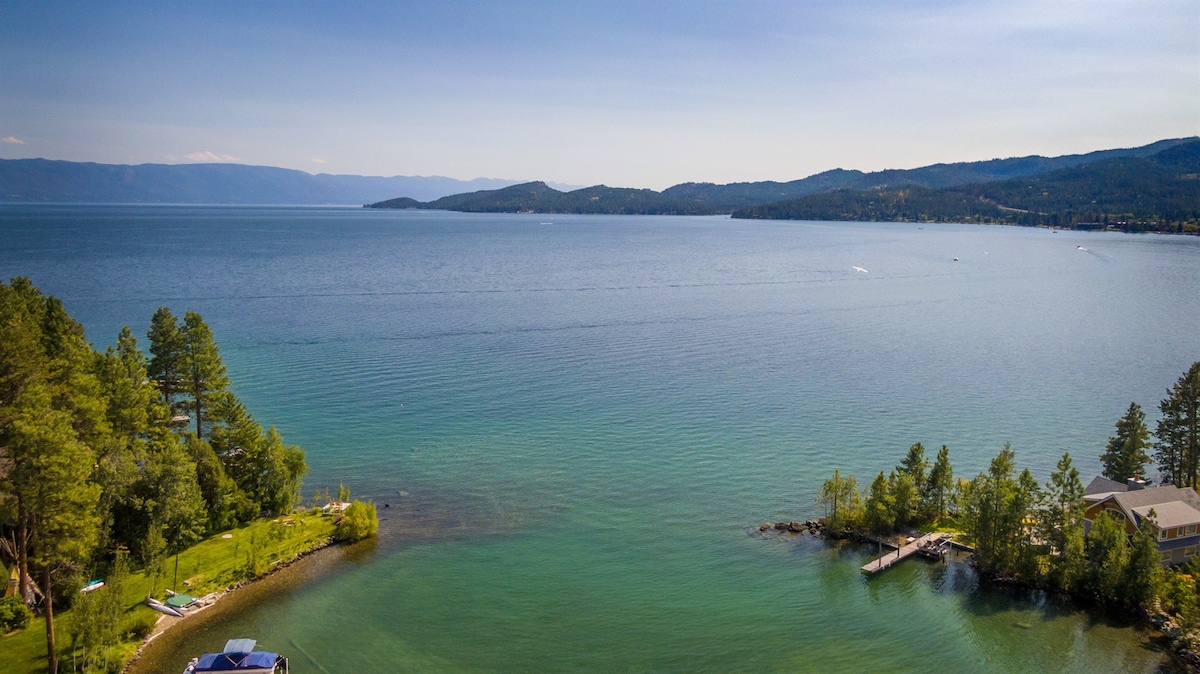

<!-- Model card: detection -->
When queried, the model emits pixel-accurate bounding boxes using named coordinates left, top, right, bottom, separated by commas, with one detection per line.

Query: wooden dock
left=861, top=533, right=952, bottom=574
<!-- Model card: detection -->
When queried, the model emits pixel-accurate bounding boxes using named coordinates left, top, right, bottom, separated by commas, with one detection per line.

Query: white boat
left=183, top=639, right=288, bottom=674
left=147, top=597, right=184, bottom=617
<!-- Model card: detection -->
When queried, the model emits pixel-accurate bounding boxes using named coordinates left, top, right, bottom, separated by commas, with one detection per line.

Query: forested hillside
left=370, top=181, right=720, bottom=215
left=733, top=140, right=1200, bottom=233
left=663, top=137, right=1196, bottom=211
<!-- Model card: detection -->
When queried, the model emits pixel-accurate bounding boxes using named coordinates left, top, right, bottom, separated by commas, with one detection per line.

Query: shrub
left=0, top=595, right=32, bottom=632
left=124, top=611, right=158, bottom=640
left=336, top=500, right=379, bottom=542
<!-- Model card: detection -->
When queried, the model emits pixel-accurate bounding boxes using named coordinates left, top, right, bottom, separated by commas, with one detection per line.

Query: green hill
left=731, top=140, right=1200, bottom=233
left=369, top=181, right=720, bottom=215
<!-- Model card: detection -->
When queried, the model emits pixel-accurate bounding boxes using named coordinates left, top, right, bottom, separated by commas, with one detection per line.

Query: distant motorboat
left=1077, top=245, right=1088, bottom=251
left=953, top=257, right=959, bottom=261
left=852, top=266, right=868, bottom=273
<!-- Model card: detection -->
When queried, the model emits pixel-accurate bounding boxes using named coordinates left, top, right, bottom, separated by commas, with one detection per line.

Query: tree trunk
left=18, top=506, right=30, bottom=604
left=43, top=565, right=57, bottom=674
left=194, top=394, right=203, bottom=440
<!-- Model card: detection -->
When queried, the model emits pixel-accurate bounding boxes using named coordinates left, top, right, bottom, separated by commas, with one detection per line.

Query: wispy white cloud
left=2, top=136, right=25, bottom=145
left=311, top=158, right=327, bottom=164
left=183, top=151, right=239, bottom=162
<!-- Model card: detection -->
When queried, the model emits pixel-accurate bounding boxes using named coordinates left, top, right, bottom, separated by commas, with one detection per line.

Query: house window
left=1160, top=528, right=1168, bottom=541
left=1161, top=550, right=1174, bottom=562
left=1187, top=524, right=1198, bottom=536
left=1186, top=546, right=1197, bottom=558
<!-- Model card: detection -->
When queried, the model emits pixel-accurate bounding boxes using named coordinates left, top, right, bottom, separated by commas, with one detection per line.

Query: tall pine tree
left=1155, top=362, right=1200, bottom=488
left=180, top=311, right=230, bottom=440
left=924, top=445, right=954, bottom=522
left=1100, top=402, right=1150, bottom=482
left=0, top=279, right=108, bottom=674
left=147, top=307, right=184, bottom=418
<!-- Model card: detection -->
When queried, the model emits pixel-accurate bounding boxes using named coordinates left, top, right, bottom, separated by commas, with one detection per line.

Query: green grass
left=919, top=516, right=966, bottom=535
left=0, top=511, right=338, bottom=674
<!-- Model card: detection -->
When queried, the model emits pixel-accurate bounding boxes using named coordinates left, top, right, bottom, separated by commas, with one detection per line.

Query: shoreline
left=120, top=489, right=477, bottom=673
left=122, top=535, right=341, bottom=674
left=760, top=519, right=1197, bottom=673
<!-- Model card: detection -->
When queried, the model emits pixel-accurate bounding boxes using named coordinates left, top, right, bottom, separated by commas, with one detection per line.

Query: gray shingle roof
left=1086, top=475, right=1129, bottom=496
left=1132, top=501, right=1200, bottom=529
left=1112, top=485, right=1200, bottom=512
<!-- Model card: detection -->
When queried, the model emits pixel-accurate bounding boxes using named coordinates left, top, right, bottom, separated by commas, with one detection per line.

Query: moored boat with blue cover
left=183, top=639, right=288, bottom=674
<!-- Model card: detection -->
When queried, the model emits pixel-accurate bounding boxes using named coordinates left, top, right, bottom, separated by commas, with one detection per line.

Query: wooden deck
left=861, top=533, right=952, bottom=574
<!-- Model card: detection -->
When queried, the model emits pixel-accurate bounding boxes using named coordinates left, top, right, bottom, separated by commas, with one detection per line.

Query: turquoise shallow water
left=2, top=205, right=1198, bottom=672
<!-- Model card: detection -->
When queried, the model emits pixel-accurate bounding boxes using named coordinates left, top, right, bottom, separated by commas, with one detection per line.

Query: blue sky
left=1, top=1, right=1197, bottom=189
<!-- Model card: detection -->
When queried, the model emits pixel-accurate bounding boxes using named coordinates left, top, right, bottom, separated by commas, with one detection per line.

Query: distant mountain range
left=0, top=159, right=571, bottom=204
left=5, top=138, right=1198, bottom=233
left=732, top=139, right=1200, bottom=232
left=663, top=138, right=1194, bottom=211
left=368, top=137, right=1200, bottom=233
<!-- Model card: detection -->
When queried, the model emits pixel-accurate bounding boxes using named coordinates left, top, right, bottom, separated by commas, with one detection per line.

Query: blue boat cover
left=194, top=651, right=278, bottom=671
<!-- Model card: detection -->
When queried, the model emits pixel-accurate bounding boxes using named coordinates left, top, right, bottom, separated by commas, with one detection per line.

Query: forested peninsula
left=364, top=137, right=1200, bottom=232
left=369, top=181, right=721, bottom=215
left=0, top=278, right=378, bottom=674
left=786, top=361, right=1200, bottom=667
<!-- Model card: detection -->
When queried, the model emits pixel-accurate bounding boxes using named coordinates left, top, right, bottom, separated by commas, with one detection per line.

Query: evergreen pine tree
left=961, top=445, right=1031, bottom=573
left=864, top=472, right=895, bottom=533
left=1100, top=402, right=1151, bottom=483
left=925, top=445, right=954, bottom=522
left=897, top=442, right=928, bottom=486
left=1085, top=510, right=1131, bottom=600
left=818, top=470, right=862, bottom=532
left=147, top=307, right=184, bottom=416
left=180, top=311, right=230, bottom=440
left=1155, top=362, right=1200, bottom=488
left=1041, top=453, right=1085, bottom=555
left=887, top=470, right=918, bottom=528
left=1055, top=523, right=1087, bottom=593
left=1124, top=513, right=1163, bottom=608
left=0, top=280, right=105, bottom=672
left=9, top=387, right=101, bottom=674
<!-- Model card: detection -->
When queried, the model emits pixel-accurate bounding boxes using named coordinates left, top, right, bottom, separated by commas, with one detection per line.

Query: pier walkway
left=861, top=533, right=952, bottom=574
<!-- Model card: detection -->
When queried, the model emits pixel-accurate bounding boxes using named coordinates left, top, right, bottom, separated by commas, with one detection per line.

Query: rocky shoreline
left=756, top=518, right=889, bottom=546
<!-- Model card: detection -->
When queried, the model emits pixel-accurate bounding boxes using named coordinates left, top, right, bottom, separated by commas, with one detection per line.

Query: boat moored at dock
left=183, top=639, right=288, bottom=674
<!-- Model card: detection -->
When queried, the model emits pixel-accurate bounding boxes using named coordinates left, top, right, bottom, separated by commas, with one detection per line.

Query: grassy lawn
left=1, top=511, right=338, bottom=674
left=919, top=516, right=965, bottom=535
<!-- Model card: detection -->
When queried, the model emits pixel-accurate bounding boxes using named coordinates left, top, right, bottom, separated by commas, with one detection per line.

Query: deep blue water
left=3, top=204, right=1198, bottom=672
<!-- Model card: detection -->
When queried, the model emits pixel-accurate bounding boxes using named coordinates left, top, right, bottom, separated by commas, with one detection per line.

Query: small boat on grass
left=183, top=639, right=289, bottom=673
left=147, top=597, right=185, bottom=617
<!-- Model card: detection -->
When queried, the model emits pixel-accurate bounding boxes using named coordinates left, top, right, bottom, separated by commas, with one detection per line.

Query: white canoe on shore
left=147, top=597, right=185, bottom=618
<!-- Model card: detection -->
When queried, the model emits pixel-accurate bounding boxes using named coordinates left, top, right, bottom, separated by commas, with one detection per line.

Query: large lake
left=3, top=205, right=1198, bottom=672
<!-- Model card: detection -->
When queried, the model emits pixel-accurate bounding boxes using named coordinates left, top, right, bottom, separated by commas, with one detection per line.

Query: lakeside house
left=1084, top=476, right=1200, bottom=566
